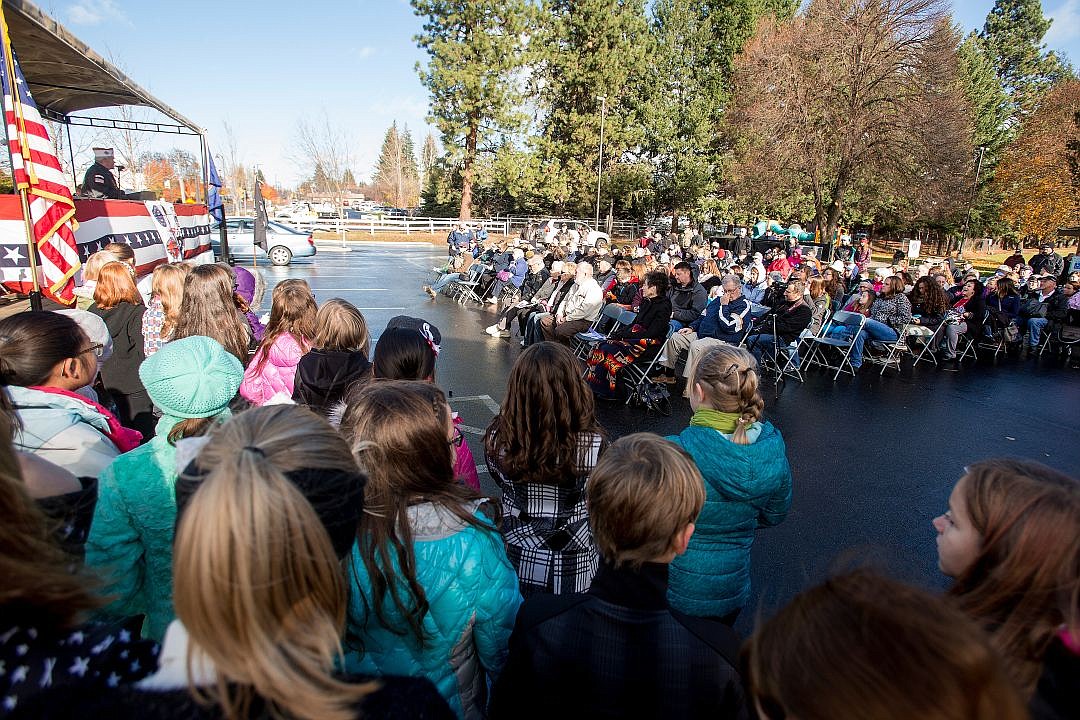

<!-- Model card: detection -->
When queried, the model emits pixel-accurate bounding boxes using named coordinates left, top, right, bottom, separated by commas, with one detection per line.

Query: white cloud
left=354, top=46, right=376, bottom=59
left=65, top=0, right=132, bottom=28
left=1046, top=0, right=1080, bottom=49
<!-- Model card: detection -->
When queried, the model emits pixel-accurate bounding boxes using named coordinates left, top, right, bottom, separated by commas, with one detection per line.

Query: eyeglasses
left=78, top=342, right=105, bottom=358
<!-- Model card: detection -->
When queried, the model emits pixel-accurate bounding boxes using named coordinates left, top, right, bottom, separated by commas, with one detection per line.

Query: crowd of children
left=0, top=255, right=1076, bottom=719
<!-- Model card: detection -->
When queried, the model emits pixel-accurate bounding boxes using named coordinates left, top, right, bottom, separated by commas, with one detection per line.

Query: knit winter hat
left=139, top=336, right=243, bottom=419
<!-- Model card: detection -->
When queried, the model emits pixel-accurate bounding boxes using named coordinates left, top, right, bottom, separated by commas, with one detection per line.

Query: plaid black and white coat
left=486, top=431, right=605, bottom=598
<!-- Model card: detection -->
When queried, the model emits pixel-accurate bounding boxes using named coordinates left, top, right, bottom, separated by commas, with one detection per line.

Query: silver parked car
left=211, top=218, right=317, bottom=266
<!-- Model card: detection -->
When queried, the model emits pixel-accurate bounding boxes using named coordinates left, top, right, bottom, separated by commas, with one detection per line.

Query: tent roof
left=3, top=0, right=202, bottom=131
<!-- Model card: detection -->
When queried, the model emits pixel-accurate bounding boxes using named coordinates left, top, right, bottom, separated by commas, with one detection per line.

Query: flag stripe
left=0, top=10, right=80, bottom=304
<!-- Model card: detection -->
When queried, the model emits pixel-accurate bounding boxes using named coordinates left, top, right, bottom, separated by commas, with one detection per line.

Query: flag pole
left=0, top=7, right=41, bottom=310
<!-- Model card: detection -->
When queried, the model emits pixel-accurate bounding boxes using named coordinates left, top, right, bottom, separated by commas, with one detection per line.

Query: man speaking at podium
left=82, top=147, right=125, bottom=199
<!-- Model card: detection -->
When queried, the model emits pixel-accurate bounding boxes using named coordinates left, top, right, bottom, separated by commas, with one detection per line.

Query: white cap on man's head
left=93, top=147, right=114, bottom=159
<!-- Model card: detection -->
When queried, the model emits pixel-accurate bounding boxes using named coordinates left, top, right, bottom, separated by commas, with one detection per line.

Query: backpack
left=628, top=377, right=671, bottom=416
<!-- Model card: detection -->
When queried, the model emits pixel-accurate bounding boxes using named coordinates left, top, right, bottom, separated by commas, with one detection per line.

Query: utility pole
left=959, top=146, right=986, bottom=255
left=595, top=95, right=607, bottom=231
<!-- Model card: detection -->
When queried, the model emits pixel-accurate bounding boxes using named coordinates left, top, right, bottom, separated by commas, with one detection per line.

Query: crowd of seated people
left=425, top=229, right=1077, bottom=398
left=1, top=235, right=1077, bottom=719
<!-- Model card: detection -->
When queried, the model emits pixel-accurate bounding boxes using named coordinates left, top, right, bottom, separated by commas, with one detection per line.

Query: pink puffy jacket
left=240, top=333, right=308, bottom=406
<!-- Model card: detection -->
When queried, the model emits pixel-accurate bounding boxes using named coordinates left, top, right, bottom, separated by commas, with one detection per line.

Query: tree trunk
left=460, top=115, right=478, bottom=221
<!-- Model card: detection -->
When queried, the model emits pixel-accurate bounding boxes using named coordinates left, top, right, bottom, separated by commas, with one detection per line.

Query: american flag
left=0, top=9, right=80, bottom=304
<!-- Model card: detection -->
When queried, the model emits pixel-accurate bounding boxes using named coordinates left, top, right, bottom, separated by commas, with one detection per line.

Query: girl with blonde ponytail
left=21, top=405, right=453, bottom=719
left=666, top=344, right=793, bottom=624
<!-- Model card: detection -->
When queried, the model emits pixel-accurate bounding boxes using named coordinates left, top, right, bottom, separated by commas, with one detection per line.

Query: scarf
left=29, top=385, right=142, bottom=452
left=689, top=408, right=741, bottom=434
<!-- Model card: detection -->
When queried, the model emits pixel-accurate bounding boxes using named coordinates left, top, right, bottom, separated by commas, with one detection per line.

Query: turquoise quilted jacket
left=344, top=501, right=522, bottom=720
left=666, top=422, right=793, bottom=618
left=85, top=420, right=180, bottom=642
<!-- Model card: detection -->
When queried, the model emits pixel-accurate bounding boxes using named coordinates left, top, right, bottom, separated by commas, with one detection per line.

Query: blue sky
left=37, top=0, right=1080, bottom=189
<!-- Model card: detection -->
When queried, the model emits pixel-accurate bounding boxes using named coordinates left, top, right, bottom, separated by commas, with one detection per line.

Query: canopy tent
left=2, top=0, right=202, bottom=133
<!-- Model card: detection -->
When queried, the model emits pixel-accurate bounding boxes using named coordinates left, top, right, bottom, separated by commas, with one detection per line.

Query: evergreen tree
left=342, top=168, right=357, bottom=189
left=420, top=132, right=440, bottom=176
left=401, top=125, right=421, bottom=206
left=643, top=0, right=797, bottom=231
left=957, top=31, right=1012, bottom=239
left=980, top=0, right=1070, bottom=126
left=412, top=0, right=532, bottom=219
left=532, top=0, right=652, bottom=216
left=374, top=122, right=421, bottom=208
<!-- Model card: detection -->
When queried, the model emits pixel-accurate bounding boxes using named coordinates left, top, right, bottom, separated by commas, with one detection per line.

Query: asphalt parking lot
left=268, top=241, right=1080, bottom=632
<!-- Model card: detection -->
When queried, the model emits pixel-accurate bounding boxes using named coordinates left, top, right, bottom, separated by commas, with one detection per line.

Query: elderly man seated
left=541, top=262, right=603, bottom=345
left=656, top=274, right=751, bottom=385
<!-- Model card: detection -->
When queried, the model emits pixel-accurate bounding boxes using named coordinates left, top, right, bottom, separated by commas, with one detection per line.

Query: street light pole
left=595, top=95, right=607, bottom=231
left=959, top=145, right=986, bottom=255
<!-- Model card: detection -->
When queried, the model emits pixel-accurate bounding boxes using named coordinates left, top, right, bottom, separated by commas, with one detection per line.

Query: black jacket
left=669, top=281, right=708, bottom=325
left=489, top=561, right=748, bottom=720
left=81, top=161, right=123, bottom=199
left=89, top=301, right=146, bottom=397
left=762, top=300, right=814, bottom=344
left=520, top=269, right=550, bottom=301
left=614, top=296, right=672, bottom=341
left=292, top=349, right=371, bottom=416
left=1030, top=635, right=1080, bottom=720
left=14, top=674, right=453, bottom=720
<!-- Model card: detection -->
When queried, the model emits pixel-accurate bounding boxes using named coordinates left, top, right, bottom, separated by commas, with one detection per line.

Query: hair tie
left=243, top=445, right=266, bottom=458
left=420, top=325, right=441, bottom=358
left=737, top=416, right=751, bottom=425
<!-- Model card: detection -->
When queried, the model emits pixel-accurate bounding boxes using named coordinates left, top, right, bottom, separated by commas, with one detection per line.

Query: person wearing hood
left=86, top=336, right=243, bottom=642
left=666, top=344, right=792, bottom=624
left=233, top=266, right=266, bottom=343
left=594, top=259, right=614, bottom=289
left=293, top=299, right=372, bottom=416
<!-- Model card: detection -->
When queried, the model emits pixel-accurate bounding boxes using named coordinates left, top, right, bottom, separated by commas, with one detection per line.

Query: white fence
left=273, top=214, right=643, bottom=240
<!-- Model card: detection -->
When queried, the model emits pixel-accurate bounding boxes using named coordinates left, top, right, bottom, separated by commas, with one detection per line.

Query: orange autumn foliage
left=995, top=79, right=1080, bottom=240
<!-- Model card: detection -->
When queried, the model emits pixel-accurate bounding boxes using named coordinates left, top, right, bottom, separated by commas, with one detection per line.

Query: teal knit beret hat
left=139, top=336, right=244, bottom=419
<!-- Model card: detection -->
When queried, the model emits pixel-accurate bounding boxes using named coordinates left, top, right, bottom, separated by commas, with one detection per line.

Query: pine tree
left=980, top=0, right=1071, bottom=126
left=420, top=133, right=440, bottom=176
left=374, top=122, right=422, bottom=208
left=412, top=0, right=532, bottom=219
left=642, top=0, right=797, bottom=230
left=532, top=0, right=651, bottom=216
left=342, top=168, right=357, bottom=190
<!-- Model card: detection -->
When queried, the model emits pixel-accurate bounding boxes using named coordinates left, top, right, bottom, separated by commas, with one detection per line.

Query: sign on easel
left=907, top=239, right=921, bottom=259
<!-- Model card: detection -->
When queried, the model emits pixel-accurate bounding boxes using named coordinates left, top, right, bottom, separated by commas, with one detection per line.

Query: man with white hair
left=657, top=275, right=751, bottom=384
left=541, top=262, right=603, bottom=345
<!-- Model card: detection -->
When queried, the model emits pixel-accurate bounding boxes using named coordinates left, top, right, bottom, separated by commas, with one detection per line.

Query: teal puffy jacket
left=344, top=501, right=522, bottom=719
left=666, top=422, right=792, bottom=618
left=85, top=422, right=179, bottom=642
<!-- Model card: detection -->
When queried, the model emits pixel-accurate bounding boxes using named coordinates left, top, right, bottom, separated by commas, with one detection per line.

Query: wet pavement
left=269, top=241, right=1080, bottom=632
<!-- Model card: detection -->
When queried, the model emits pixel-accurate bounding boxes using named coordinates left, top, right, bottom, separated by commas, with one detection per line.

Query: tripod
left=746, top=312, right=790, bottom=400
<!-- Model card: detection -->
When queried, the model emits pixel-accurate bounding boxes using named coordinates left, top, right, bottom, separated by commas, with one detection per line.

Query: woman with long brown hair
left=933, top=459, right=1079, bottom=716
left=485, top=342, right=607, bottom=597
left=171, top=264, right=252, bottom=365
left=90, top=261, right=153, bottom=437
left=341, top=381, right=520, bottom=718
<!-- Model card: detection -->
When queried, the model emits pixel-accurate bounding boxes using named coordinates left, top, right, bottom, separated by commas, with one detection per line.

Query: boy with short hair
left=489, top=433, right=749, bottom=720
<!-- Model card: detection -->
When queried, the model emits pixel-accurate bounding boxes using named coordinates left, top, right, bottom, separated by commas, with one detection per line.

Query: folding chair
left=573, top=304, right=628, bottom=360
left=1056, top=321, right=1080, bottom=360
left=802, top=311, right=867, bottom=380
left=977, top=309, right=1009, bottom=361
left=621, top=326, right=675, bottom=406
left=866, top=323, right=917, bottom=376
left=448, top=264, right=487, bottom=305
left=957, top=329, right=979, bottom=363
left=911, top=323, right=943, bottom=367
